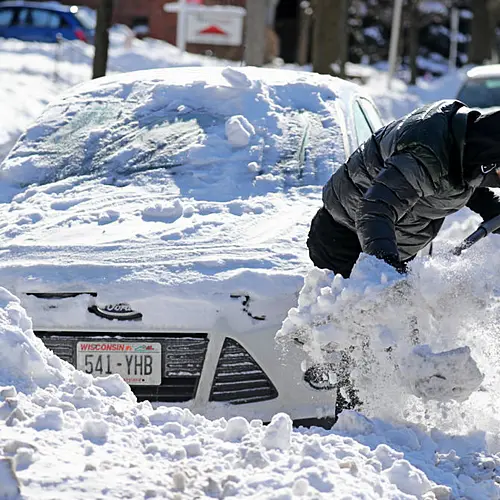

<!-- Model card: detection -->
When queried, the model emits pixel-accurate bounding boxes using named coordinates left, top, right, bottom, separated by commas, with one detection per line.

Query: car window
left=15, top=8, right=31, bottom=26
left=31, top=9, right=62, bottom=29
left=353, top=101, right=373, bottom=145
left=358, top=98, right=384, bottom=131
left=0, top=8, right=14, bottom=27
left=457, top=77, right=500, bottom=109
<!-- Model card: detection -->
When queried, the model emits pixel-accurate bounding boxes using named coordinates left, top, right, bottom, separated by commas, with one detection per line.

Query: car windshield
left=0, top=73, right=346, bottom=196
left=457, top=77, right=500, bottom=108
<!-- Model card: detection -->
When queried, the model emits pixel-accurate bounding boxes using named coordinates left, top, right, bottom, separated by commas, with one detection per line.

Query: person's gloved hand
left=373, top=251, right=408, bottom=275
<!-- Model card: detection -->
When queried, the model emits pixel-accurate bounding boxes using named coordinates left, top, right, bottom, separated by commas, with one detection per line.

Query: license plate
left=76, top=342, right=162, bottom=385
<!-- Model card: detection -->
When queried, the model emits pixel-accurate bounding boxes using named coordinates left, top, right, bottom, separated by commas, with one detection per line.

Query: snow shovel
left=404, top=213, right=500, bottom=401
left=453, top=213, right=500, bottom=255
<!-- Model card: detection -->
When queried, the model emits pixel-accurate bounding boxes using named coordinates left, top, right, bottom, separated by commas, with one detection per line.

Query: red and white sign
left=186, top=6, right=245, bottom=46
left=164, top=2, right=245, bottom=49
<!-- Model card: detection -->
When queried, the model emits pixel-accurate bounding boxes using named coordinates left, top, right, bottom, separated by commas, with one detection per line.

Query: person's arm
left=356, top=149, right=440, bottom=269
left=466, top=187, right=500, bottom=222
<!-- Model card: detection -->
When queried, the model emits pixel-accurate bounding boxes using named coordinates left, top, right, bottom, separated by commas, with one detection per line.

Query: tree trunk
left=311, top=0, right=348, bottom=76
left=408, top=0, right=419, bottom=85
left=469, top=0, right=491, bottom=64
left=244, top=0, right=268, bottom=67
left=92, top=0, right=114, bottom=79
left=297, top=1, right=313, bottom=66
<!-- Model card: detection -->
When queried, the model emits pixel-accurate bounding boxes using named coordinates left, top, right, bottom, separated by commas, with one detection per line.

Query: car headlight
left=303, top=364, right=337, bottom=390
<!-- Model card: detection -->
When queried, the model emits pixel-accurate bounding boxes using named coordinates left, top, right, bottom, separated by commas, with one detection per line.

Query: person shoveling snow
left=280, top=99, right=500, bottom=414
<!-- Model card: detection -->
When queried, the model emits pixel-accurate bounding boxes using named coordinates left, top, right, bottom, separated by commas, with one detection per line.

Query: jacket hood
left=449, top=104, right=480, bottom=187
left=464, top=107, right=500, bottom=170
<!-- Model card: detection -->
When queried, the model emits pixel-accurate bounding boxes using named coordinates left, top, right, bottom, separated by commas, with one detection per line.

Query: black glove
left=373, top=251, right=407, bottom=275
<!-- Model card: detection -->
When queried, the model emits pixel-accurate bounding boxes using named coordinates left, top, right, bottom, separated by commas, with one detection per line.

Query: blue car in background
left=0, top=1, right=95, bottom=43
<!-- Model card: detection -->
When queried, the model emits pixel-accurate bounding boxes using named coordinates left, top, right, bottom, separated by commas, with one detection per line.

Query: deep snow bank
left=0, top=286, right=134, bottom=401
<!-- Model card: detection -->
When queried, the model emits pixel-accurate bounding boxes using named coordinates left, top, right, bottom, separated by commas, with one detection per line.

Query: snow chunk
left=382, top=459, right=433, bottom=496
left=149, top=406, right=194, bottom=426
left=374, top=444, right=404, bottom=470
left=93, top=374, right=134, bottom=399
left=225, top=115, right=255, bottom=147
left=142, top=200, right=184, bottom=222
left=183, top=440, right=202, bottom=458
left=334, top=410, right=374, bottom=436
left=262, top=413, right=292, bottom=450
left=222, top=67, right=253, bottom=88
left=98, top=209, right=120, bottom=225
left=0, top=387, right=16, bottom=400
left=0, top=458, right=20, bottom=499
left=82, top=418, right=109, bottom=443
left=223, top=416, right=250, bottom=442
left=402, top=344, right=484, bottom=402
left=28, top=407, right=64, bottom=431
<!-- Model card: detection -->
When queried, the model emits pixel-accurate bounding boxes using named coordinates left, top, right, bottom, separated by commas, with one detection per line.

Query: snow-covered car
left=0, top=66, right=383, bottom=425
left=456, top=64, right=500, bottom=110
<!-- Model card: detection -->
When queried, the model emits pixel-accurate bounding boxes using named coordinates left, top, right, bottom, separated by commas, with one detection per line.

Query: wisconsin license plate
left=76, top=341, right=162, bottom=385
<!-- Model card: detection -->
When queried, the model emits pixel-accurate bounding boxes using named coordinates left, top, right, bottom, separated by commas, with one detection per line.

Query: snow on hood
left=0, top=67, right=352, bottom=328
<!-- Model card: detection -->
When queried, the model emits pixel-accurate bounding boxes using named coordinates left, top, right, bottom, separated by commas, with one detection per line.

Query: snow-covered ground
left=1, top=34, right=500, bottom=499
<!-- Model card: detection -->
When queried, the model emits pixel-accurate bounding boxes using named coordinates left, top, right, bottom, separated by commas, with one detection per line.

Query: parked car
left=456, top=64, right=500, bottom=111
left=0, top=66, right=383, bottom=426
left=0, top=1, right=95, bottom=43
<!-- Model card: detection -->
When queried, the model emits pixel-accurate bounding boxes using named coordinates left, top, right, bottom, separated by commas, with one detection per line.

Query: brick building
left=56, top=0, right=299, bottom=62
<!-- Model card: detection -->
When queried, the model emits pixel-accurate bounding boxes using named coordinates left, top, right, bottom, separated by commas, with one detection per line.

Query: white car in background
left=456, top=64, right=500, bottom=110
left=0, top=66, right=383, bottom=426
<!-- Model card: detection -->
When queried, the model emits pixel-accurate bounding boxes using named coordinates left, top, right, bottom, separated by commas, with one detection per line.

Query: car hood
left=0, top=176, right=320, bottom=331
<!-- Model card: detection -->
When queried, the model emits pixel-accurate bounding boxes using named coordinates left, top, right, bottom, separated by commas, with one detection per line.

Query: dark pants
left=307, top=207, right=362, bottom=278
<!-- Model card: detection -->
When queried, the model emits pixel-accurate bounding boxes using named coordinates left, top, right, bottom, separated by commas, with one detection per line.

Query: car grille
left=209, top=338, right=278, bottom=404
left=37, top=332, right=208, bottom=403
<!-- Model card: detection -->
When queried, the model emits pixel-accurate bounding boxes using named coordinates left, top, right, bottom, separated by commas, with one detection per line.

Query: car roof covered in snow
left=64, top=65, right=363, bottom=98
left=465, top=64, right=500, bottom=80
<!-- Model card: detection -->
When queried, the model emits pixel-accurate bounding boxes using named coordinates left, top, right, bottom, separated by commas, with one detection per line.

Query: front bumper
left=35, top=322, right=338, bottom=424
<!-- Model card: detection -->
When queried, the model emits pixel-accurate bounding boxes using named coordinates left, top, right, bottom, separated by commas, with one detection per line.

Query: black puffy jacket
left=322, top=99, right=500, bottom=261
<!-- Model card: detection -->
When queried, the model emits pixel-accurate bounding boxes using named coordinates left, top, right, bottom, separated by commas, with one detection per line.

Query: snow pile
left=1, top=269, right=499, bottom=497
left=0, top=287, right=70, bottom=392
left=0, top=286, right=134, bottom=401
left=277, top=223, right=500, bottom=427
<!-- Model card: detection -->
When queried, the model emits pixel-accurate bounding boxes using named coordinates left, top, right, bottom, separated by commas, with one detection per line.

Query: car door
left=0, top=7, right=15, bottom=39
left=29, top=8, right=65, bottom=42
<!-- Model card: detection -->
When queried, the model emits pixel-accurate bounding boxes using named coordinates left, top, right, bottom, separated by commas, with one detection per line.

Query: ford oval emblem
left=88, top=303, right=143, bottom=321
